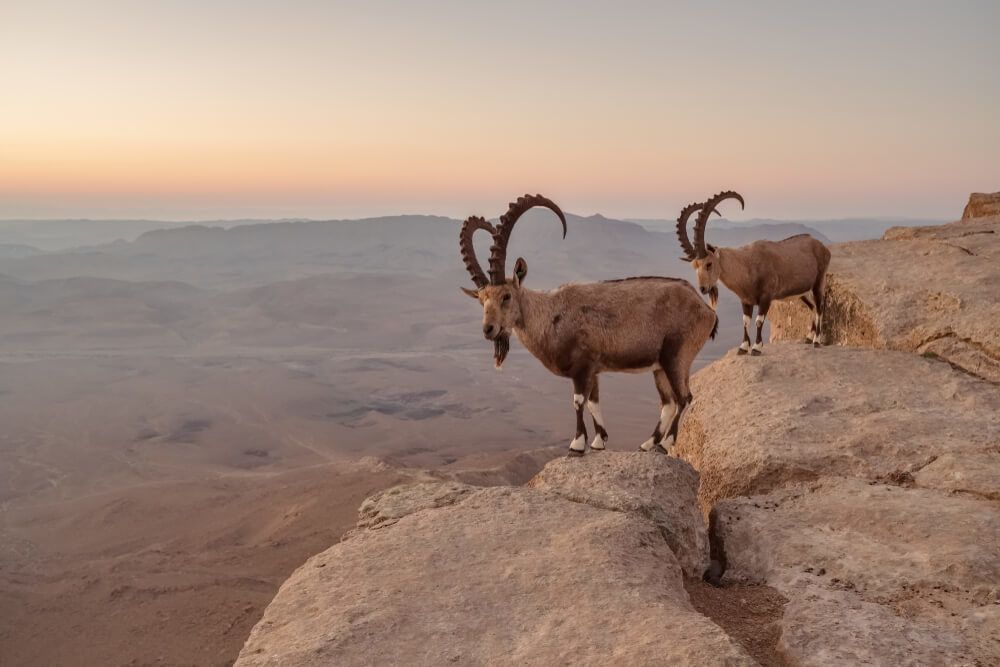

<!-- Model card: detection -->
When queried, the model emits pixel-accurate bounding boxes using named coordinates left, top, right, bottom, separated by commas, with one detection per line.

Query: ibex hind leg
left=800, top=295, right=817, bottom=344
left=640, top=368, right=677, bottom=455
left=660, top=357, right=693, bottom=453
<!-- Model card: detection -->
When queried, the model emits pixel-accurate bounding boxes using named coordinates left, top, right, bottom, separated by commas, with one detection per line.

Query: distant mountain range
left=627, top=217, right=947, bottom=242
left=0, top=213, right=948, bottom=252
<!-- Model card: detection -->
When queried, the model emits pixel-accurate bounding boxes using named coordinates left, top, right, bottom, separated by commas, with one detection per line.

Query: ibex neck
left=717, top=247, right=755, bottom=302
left=512, top=288, right=559, bottom=367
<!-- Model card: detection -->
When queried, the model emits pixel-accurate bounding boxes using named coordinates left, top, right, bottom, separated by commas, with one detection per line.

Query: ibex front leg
left=568, top=373, right=593, bottom=457
left=751, top=299, right=770, bottom=356
left=586, top=377, right=608, bottom=451
left=738, top=303, right=753, bottom=355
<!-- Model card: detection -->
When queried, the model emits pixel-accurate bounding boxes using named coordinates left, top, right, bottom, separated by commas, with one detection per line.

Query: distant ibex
left=460, top=194, right=718, bottom=456
left=677, top=191, right=831, bottom=355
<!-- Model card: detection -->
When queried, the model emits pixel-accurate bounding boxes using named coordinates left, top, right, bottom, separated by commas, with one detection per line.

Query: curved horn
left=459, top=215, right=495, bottom=288
left=677, top=202, right=723, bottom=260
left=693, top=191, right=744, bottom=258
left=488, top=194, right=567, bottom=285
left=676, top=202, right=705, bottom=261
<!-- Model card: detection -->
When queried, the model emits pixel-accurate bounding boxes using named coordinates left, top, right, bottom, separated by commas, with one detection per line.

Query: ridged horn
left=694, top=191, right=744, bottom=258
left=677, top=201, right=722, bottom=260
left=488, top=194, right=567, bottom=285
left=459, top=215, right=495, bottom=288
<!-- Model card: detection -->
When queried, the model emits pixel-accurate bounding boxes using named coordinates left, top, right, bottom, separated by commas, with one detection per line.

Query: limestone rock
left=913, top=450, right=1000, bottom=500
left=777, top=586, right=968, bottom=666
left=528, top=452, right=709, bottom=577
left=714, top=477, right=1000, bottom=664
left=768, top=217, right=1000, bottom=381
left=675, top=343, right=1000, bottom=512
left=236, top=486, right=755, bottom=666
left=354, top=480, right=475, bottom=530
left=962, top=192, right=1000, bottom=219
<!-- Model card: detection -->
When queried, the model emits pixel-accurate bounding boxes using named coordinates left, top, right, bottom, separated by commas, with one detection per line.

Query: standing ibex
left=460, top=194, right=718, bottom=456
left=676, top=191, right=831, bottom=355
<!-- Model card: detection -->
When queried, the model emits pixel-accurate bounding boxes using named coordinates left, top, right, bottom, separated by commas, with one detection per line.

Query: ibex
left=460, top=194, right=718, bottom=457
left=676, top=190, right=831, bottom=355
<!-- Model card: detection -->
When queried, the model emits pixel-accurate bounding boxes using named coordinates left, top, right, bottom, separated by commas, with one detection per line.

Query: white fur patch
left=739, top=341, right=750, bottom=352
left=660, top=434, right=675, bottom=449
left=742, top=314, right=751, bottom=329
left=586, top=400, right=604, bottom=427
left=590, top=435, right=607, bottom=450
left=572, top=393, right=585, bottom=410
left=755, top=315, right=765, bottom=327
left=658, top=402, right=677, bottom=433
left=752, top=342, right=763, bottom=352
left=639, top=437, right=655, bottom=452
left=569, top=434, right=587, bottom=452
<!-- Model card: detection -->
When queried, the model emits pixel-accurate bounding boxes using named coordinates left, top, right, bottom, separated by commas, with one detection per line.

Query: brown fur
left=467, top=274, right=717, bottom=454
left=690, top=234, right=831, bottom=351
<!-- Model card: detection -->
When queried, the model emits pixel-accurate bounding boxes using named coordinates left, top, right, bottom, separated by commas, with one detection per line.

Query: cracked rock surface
left=237, top=466, right=755, bottom=666
left=769, top=215, right=1000, bottom=382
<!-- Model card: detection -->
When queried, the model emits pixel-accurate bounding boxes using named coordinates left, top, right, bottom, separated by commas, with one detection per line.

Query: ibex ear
left=706, top=244, right=718, bottom=255
left=460, top=286, right=480, bottom=299
left=513, top=257, right=528, bottom=287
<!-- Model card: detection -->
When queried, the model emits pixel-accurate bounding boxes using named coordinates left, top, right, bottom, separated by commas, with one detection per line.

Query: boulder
left=712, top=477, right=1000, bottom=665
left=675, top=343, right=1000, bottom=512
left=528, top=452, right=708, bottom=578
left=768, top=217, right=1000, bottom=381
left=962, top=192, right=1000, bottom=219
left=237, top=480, right=755, bottom=666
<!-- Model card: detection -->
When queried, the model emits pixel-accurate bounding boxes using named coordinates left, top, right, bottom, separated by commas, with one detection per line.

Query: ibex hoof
left=653, top=443, right=669, bottom=455
left=566, top=448, right=585, bottom=458
left=736, top=347, right=749, bottom=356
left=801, top=337, right=814, bottom=344
left=812, top=341, right=823, bottom=348
left=750, top=348, right=762, bottom=356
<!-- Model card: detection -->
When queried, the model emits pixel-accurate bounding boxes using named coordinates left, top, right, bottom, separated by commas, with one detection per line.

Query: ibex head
left=459, top=194, right=567, bottom=368
left=676, top=190, right=744, bottom=309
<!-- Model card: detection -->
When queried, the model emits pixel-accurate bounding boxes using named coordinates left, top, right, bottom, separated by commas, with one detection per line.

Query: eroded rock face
left=714, top=477, right=1000, bottom=665
left=768, top=217, right=1000, bottom=381
left=528, top=452, right=708, bottom=577
left=237, top=465, right=755, bottom=666
left=675, top=343, right=1000, bottom=513
left=962, top=192, right=1000, bottom=219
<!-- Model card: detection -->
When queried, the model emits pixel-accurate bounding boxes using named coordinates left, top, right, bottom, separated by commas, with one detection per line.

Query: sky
left=1, top=1, right=998, bottom=221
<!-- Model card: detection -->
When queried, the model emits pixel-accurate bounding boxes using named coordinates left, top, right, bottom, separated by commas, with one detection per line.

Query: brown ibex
left=677, top=191, right=831, bottom=355
left=460, top=194, right=718, bottom=456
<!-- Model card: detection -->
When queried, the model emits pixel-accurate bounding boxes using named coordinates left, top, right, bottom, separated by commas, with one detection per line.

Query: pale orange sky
left=1, top=1, right=997, bottom=220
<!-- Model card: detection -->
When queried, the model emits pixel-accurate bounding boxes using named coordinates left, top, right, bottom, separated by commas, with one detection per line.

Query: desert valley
left=0, top=206, right=914, bottom=665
